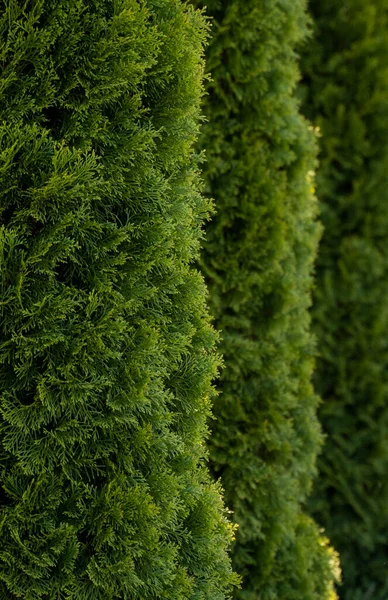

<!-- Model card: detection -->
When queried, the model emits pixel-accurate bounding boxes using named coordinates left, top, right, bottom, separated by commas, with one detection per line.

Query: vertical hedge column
left=194, top=1, right=339, bottom=598
left=0, top=1, right=236, bottom=598
left=301, top=1, right=388, bottom=598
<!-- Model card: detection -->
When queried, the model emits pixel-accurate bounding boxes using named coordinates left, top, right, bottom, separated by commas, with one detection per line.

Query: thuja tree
left=192, top=0, right=339, bottom=598
left=300, top=1, right=388, bottom=598
left=0, top=1, right=238, bottom=598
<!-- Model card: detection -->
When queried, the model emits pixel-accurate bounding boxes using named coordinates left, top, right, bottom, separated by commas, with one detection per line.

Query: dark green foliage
left=300, top=1, right=388, bottom=598
left=0, top=1, right=237, bottom=597
left=192, top=0, right=339, bottom=598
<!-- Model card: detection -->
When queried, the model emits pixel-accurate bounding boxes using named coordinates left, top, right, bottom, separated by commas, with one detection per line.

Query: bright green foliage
left=300, top=1, right=388, bottom=598
left=192, top=0, right=339, bottom=598
left=269, top=515, right=340, bottom=600
left=0, top=1, right=238, bottom=598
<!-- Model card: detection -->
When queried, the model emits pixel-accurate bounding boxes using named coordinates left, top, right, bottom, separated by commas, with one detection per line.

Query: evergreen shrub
left=0, top=1, right=237, bottom=598
left=300, top=1, right=388, bottom=598
left=193, top=0, right=340, bottom=598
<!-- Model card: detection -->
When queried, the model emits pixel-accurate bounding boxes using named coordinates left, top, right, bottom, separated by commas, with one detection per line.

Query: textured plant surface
left=300, top=1, right=388, bottom=598
left=0, top=1, right=238, bottom=598
left=193, top=0, right=339, bottom=598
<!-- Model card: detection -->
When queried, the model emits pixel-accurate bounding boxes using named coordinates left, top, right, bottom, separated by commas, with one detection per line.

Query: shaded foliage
left=300, top=1, right=388, bottom=598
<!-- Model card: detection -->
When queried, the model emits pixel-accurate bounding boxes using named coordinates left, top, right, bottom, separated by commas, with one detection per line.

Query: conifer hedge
left=0, top=1, right=237, bottom=597
left=193, top=0, right=339, bottom=598
left=300, top=2, right=388, bottom=598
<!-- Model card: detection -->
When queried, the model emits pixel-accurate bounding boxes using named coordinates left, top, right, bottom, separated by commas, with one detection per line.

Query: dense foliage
left=300, top=1, right=388, bottom=598
left=193, top=0, right=339, bottom=598
left=0, top=1, right=237, bottom=598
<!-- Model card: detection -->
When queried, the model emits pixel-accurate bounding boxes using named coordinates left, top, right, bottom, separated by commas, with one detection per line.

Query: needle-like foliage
left=300, top=1, right=388, bottom=598
left=192, top=0, right=340, bottom=598
left=0, top=1, right=237, bottom=598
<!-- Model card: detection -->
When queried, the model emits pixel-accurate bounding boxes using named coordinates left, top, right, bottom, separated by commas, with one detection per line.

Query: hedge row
left=0, top=1, right=237, bottom=598
left=2, top=0, right=385, bottom=598
left=193, top=1, right=339, bottom=598
left=300, top=1, right=388, bottom=598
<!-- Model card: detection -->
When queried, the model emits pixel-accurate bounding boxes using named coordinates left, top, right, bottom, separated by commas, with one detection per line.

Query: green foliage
left=269, top=515, right=340, bottom=600
left=192, top=0, right=340, bottom=597
left=0, top=1, right=237, bottom=598
left=300, top=1, right=388, bottom=598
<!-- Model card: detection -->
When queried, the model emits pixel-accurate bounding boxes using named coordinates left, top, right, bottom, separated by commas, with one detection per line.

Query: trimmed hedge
left=193, top=0, right=339, bottom=598
left=300, top=1, right=388, bottom=598
left=0, top=1, right=237, bottom=598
